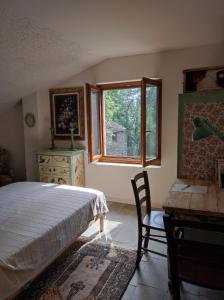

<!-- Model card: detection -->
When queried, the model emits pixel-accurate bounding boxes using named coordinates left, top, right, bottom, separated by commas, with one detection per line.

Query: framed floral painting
left=49, top=87, right=85, bottom=140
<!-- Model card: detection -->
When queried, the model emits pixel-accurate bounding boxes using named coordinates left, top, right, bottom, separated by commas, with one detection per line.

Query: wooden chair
left=131, top=171, right=167, bottom=266
left=163, top=213, right=224, bottom=300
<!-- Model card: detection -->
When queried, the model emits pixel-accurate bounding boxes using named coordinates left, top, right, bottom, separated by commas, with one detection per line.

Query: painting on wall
left=49, top=87, right=85, bottom=140
left=177, top=91, right=224, bottom=180
left=183, top=66, right=224, bottom=93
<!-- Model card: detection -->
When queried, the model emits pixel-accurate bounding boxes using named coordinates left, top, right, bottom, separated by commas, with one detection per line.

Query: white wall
left=1, top=43, right=223, bottom=205
left=26, top=43, right=223, bottom=207
left=86, top=44, right=224, bottom=206
left=22, top=92, right=42, bottom=180
left=0, top=102, right=26, bottom=180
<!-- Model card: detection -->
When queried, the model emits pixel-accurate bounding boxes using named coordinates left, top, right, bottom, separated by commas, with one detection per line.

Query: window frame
left=86, top=83, right=103, bottom=162
left=86, top=78, right=162, bottom=166
left=141, top=77, right=162, bottom=167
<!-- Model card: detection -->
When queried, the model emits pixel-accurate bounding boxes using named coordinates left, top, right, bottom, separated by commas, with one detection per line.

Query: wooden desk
left=163, top=179, right=224, bottom=219
left=163, top=179, right=224, bottom=295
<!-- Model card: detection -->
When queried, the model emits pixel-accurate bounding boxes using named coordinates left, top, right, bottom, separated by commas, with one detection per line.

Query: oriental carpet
left=16, top=239, right=136, bottom=300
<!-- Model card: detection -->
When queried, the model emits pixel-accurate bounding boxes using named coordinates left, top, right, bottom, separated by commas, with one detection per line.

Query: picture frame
left=183, top=65, right=224, bottom=93
left=177, top=91, right=224, bottom=180
left=49, top=87, right=85, bottom=140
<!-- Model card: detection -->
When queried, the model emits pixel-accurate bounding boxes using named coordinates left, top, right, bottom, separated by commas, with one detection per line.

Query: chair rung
left=149, top=237, right=167, bottom=244
left=142, top=247, right=167, bottom=258
left=142, top=234, right=166, bottom=241
left=143, top=234, right=166, bottom=238
left=134, top=172, right=145, bottom=181
left=137, top=184, right=146, bottom=193
left=139, top=196, right=147, bottom=204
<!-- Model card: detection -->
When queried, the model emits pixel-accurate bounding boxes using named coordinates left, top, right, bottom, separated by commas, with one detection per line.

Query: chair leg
left=172, top=279, right=181, bottom=300
left=136, top=227, right=143, bottom=267
left=143, top=228, right=150, bottom=249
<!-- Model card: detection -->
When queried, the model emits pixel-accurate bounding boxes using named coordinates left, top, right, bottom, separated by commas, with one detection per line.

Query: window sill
left=91, top=161, right=161, bottom=168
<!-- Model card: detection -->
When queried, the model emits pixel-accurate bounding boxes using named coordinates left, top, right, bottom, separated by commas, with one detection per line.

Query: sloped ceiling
left=0, top=0, right=224, bottom=113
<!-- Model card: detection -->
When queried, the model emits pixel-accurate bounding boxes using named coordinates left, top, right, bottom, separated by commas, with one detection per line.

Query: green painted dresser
left=37, top=149, right=85, bottom=187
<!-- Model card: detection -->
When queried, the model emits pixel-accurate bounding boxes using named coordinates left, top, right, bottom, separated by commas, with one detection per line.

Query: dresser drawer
left=39, top=166, right=69, bottom=178
left=51, top=155, right=70, bottom=167
left=51, top=175, right=70, bottom=185
left=40, top=174, right=52, bottom=183
left=38, top=155, right=70, bottom=167
left=40, top=174, right=69, bottom=185
left=39, top=165, right=53, bottom=175
left=51, top=166, right=70, bottom=176
left=38, top=155, right=51, bottom=165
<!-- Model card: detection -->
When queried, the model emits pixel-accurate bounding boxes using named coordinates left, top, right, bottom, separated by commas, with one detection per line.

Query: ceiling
left=0, top=0, right=224, bottom=111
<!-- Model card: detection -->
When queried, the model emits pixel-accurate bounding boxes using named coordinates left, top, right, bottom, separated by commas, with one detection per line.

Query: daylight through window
left=86, top=78, right=162, bottom=166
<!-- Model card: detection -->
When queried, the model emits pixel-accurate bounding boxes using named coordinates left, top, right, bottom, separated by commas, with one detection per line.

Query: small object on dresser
left=69, top=128, right=75, bottom=150
left=49, top=127, right=56, bottom=150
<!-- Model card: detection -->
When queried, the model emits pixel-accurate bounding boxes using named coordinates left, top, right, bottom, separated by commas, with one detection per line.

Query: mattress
left=0, top=182, right=108, bottom=300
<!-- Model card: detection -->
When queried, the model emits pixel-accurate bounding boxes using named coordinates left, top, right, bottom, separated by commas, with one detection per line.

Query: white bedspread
left=0, top=182, right=108, bottom=300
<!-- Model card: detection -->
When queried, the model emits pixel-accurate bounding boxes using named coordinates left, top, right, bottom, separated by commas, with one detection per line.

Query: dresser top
left=37, top=149, right=84, bottom=156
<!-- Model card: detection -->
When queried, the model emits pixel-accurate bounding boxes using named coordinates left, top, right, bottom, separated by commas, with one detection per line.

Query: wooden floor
left=82, top=202, right=224, bottom=300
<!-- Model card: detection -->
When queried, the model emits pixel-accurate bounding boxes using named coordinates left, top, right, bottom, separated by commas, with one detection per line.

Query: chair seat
left=143, top=210, right=165, bottom=230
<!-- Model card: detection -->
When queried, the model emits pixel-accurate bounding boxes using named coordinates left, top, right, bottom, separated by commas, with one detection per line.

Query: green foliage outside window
left=104, top=87, right=157, bottom=159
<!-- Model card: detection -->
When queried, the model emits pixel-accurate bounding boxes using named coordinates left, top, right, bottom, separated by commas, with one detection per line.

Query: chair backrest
left=131, top=171, right=151, bottom=223
left=163, top=213, right=224, bottom=289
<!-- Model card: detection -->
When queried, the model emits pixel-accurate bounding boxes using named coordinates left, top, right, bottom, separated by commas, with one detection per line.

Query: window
left=86, top=78, right=162, bottom=167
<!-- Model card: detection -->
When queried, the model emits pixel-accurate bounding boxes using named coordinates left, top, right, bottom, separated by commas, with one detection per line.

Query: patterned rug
left=16, top=239, right=136, bottom=300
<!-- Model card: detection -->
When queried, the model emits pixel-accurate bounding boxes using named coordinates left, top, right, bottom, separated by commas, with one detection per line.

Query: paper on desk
left=171, top=183, right=208, bottom=194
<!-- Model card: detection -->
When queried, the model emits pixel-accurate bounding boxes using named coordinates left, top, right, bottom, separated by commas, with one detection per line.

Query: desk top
left=163, top=179, right=224, bottom=217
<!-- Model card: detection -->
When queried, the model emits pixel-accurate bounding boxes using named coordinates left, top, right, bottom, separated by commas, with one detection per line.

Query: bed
left=0, top=182, right=108, bottom=300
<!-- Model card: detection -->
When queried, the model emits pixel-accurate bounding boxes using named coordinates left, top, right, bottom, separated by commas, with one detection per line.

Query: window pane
left=103, top=88, right=141, bottom=158
left=91, top=91, right=101, bottom=156
left=146, top=85, right=158, bottom=160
